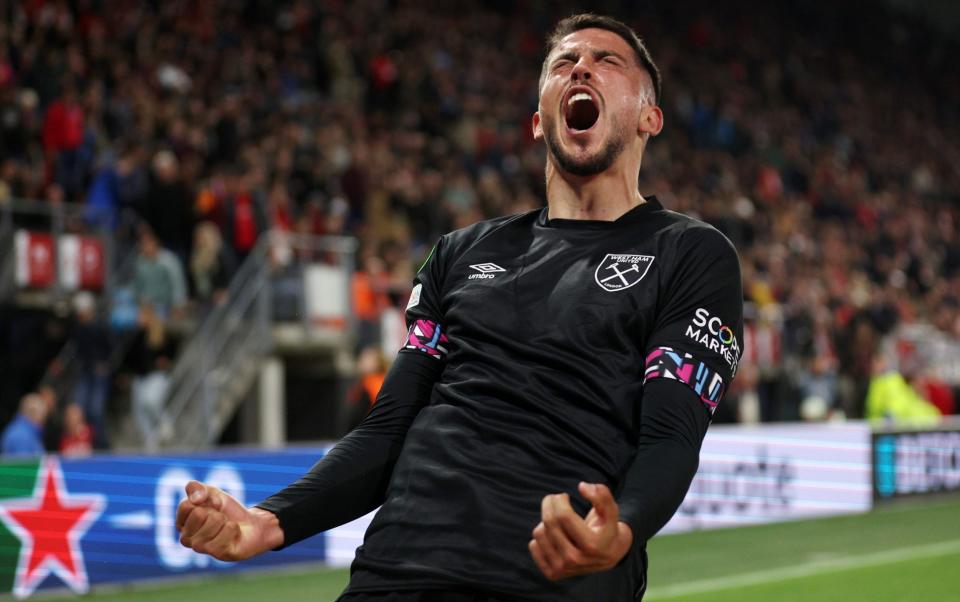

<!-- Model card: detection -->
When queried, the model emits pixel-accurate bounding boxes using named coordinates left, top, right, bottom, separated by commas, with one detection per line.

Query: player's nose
left=571, top=59, right=592, bottom=82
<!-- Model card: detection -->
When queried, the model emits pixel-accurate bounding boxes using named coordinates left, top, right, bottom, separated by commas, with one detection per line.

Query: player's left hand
left=529, top=482, right=633, bottom=581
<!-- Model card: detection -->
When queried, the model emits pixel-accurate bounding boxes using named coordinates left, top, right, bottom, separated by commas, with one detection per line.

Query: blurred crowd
left=2, top=0, right=960, bottom=453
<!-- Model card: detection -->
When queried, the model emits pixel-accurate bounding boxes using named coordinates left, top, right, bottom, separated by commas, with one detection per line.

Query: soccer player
left=177, top=13, right=743, bottom=601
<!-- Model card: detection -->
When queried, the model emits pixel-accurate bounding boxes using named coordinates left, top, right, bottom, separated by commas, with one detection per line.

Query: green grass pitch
left=44, top=496, right=960, bottom=601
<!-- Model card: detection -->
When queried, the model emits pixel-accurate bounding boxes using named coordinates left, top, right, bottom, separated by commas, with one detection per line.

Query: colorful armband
left=644, top=346, right=726, bottom=413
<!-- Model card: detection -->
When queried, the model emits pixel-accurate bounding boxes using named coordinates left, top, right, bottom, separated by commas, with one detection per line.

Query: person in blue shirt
left=1, top=393, right=48, bottom=456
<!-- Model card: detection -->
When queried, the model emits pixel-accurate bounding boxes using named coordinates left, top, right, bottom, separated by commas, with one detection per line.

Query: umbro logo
left=470, top=263, right=505, bottom=273
left=468, top=263, right=505, bottom=280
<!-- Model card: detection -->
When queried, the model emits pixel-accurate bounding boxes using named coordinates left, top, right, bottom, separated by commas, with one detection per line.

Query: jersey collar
left=538, top=196, right=663, bottom=229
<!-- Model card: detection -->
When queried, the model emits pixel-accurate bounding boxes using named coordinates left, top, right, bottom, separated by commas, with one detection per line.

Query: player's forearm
left=617, top=379, right=708, bottom=544
left=254, top=429, right=404, bottom=547
left=254, top=352, right=441, bottom=547
left=617, top=436, right=699, bottom=543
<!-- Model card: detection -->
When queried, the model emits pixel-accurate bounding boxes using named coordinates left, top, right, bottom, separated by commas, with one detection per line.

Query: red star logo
left=0, top=457, right=105, bottom=598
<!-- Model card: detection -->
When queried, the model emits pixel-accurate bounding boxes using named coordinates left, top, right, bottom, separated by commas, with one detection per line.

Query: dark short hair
left=540, top=13, right=661, bottom=104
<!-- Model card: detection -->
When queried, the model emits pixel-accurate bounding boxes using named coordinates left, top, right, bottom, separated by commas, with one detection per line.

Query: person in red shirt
left=59, top=403, right=94, bottom=457
left=222, top=167, right=267, bottom=261
left=916, top=372, right=956, bottom=416
left=42, top=81, right=86, bottom=200
left=41, top=84, right=84, bottom=153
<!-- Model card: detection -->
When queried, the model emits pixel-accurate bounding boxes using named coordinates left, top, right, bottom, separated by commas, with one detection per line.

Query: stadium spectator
left=220, top=166, right=268, bottom=262
left=132, top=224, right=188, bottom=319
left=745, top=306, right=785, bottom=422
left=69, top=291, right=110, bottom=448
left=916, top=374, right=956, bottom=417
left=140, top=150, right=195, bottom=266
left=127, top=305, right=177, bottom=452
left=865, top=358, right=941, bottom=423
left=0, top=393, right=48, bottom=457
left=38, top=383, right=62, bottom=451
left=59, top=403, right=93, bottom=457
left=41, top=80, right=85, bottom=200
left=84, top=154, right=121, bottom=231
left=341, top=346, right=387, bottom=433
left=189, top=221, right=237, bottom=307
left=796, top=308, right=841, bottom=420
left=0, top=87, right=38, bottom=166
left=836, top=312, right=882, bottom=419
left=351, top=252, right=391, bottom=349
left=115, top=144, right=150, bottom=220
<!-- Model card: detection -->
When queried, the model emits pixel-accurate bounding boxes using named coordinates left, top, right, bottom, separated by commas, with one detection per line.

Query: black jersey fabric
left=258, top=197, right=743, bottom=601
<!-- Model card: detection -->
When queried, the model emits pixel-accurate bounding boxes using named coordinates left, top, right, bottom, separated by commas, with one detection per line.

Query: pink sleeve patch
left=403, top=319, right=449, bottom=359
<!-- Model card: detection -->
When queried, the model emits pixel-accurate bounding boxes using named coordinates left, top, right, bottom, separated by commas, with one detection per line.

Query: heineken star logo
left=0, top=457, right=105, bottom=598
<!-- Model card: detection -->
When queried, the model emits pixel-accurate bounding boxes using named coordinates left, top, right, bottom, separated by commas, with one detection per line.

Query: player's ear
left=637, top=105, right=663, bottom=138
left=532, top=112, right=543, bottom=141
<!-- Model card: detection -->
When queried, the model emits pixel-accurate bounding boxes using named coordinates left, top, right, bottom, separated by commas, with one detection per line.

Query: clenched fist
left=529, top=482, right=633, bottom=581
left=176, top=480, right=284, bottom=561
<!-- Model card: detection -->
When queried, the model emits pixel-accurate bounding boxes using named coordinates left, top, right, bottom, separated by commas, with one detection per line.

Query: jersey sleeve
left=643, top=227, right=743, bottom=415
left=254, top=350, right=443, bottom=547
left=401, top=237, right=450, bottom=360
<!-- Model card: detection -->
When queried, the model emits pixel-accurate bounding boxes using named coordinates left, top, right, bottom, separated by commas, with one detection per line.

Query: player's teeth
left=568, top=92, right=592, bottom=105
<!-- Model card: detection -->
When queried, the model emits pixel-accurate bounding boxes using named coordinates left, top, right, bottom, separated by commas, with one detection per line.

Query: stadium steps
left=144, top=233, right=273, bottom=451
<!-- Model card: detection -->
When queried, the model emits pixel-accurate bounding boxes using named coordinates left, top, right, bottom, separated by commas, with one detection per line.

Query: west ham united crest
left=594, top=254, right=655, bottom=292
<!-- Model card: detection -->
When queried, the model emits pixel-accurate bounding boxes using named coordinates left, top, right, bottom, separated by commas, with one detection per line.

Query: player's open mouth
left=564, top=90, right=600, bottom=132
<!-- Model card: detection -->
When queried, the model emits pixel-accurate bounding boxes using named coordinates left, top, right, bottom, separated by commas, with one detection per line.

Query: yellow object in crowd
left=865, top=371, right=941, bottom=424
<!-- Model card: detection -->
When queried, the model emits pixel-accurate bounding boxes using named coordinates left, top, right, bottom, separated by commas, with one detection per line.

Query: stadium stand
left=0, top=0, right=958, bottom=452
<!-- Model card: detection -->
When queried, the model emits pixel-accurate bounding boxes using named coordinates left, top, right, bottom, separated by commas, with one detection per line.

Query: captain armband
left=644, top=346, right=726, bottom=414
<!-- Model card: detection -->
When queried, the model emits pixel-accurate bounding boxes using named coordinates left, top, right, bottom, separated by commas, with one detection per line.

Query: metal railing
left=157, top=230, right=357, bottom=449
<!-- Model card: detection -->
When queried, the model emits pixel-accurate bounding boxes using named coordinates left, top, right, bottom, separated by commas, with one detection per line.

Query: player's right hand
left=176, top=480, right=284, bottom=561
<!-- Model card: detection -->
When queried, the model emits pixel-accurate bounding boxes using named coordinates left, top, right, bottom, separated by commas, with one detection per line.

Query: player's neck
left=545, top=162, right=645, bottom=221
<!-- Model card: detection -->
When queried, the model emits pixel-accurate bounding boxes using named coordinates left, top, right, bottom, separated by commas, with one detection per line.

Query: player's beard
left=541, top=112, right=629, bottom=177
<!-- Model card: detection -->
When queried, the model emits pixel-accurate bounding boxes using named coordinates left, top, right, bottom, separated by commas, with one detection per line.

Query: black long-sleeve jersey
left=257, top=198, right=743, bottom=601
